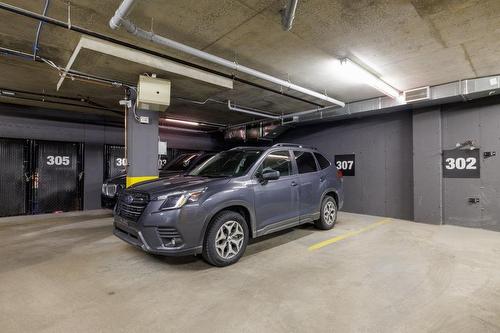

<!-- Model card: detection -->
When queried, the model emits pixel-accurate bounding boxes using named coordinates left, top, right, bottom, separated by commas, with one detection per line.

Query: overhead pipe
left=32, top=0, right=50, bottom=60
left=109, top=0, right=136, bottom=30
left=227, top=100, right=282, bottom=120
left=0, top=2, right=323, bottom=107
left=281, top=0, right=299, bottom=31
left=108, top=0, right=345, bottom=107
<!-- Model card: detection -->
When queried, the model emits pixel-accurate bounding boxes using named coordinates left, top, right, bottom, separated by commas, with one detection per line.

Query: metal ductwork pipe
left=109, top=0, right=136, bottom=30
left=109, top=0, right=344, bottom=107
left=281, top=0, right=298, bottom=31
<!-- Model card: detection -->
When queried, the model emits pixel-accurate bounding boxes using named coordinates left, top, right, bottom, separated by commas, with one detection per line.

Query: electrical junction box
left=137, top=75, right=171, bottom=111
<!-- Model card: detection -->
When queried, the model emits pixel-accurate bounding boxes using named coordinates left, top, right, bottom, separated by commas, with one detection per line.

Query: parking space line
left=308, top=218, right=393, bottom=251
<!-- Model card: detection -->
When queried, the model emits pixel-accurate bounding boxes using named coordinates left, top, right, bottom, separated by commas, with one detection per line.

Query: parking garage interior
left=1, top=0, right=500, bottom=332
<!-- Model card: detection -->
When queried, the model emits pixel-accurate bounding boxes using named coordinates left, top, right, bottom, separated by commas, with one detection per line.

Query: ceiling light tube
left=340, top=58, right=401, bottom=99
left=164, top=118, right=199, bottom=126
left=0, top=90, right=16, bottom=96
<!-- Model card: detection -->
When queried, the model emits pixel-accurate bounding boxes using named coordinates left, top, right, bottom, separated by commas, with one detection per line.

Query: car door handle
left=320, top=176, right=326, bottom=182
left=291, top=181, right=298, bottom=187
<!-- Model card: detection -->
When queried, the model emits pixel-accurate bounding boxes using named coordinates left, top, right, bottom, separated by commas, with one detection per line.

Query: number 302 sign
left=442, top=149, right=480, bottom=178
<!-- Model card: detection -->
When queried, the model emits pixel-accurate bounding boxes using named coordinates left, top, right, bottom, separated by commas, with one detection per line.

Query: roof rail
left=272, top=143, right=317, bottom=150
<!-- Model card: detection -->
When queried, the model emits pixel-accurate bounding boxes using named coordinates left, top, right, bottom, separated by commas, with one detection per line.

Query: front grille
left=117, top=192, right=149, bottom=222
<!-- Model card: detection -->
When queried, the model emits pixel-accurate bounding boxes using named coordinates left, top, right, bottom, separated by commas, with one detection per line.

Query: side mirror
left=258, top=170, right=280, bottom=184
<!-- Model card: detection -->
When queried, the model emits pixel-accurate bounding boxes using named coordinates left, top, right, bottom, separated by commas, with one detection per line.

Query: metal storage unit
left=32, top=140, right=84, bottom=214
left=442, top=104, right=500, bottom=231
left=0, top=138, right=29, bottom=217
left=104, top=145, right=126, bottom=179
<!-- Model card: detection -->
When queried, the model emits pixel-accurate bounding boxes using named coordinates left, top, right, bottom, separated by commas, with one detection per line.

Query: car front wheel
left=315, top=196, right=337, bottom=230
left=202, top=211, right=249, bottom=267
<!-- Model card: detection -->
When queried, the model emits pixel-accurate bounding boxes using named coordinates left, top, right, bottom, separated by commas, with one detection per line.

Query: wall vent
left=404, top=86, right=430, bottom=103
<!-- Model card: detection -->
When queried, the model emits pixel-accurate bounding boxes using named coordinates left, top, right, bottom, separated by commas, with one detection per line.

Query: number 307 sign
left=335, top=154, right=355, bottom=176
left=442, top=149, right=480, bottom=178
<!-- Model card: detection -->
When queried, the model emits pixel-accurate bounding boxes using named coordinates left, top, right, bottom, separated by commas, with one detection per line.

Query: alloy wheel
left=215, top=220, right=244, bottom=260
left=324, top=201, right=336, bottom=225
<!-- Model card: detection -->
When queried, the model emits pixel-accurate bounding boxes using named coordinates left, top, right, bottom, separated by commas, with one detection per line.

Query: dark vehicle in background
left=113, top=143, right=344, bottom=267
left=101, top=152, right=215, bottom=208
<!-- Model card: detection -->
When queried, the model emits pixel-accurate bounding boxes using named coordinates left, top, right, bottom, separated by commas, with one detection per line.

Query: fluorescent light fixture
left=339, top=58, right=401, bottom=99
left=57, top=36, right=234, bottom=91
left=0, top=90, right=15, bottom=96
left=164, top=118, right=199, bottom=126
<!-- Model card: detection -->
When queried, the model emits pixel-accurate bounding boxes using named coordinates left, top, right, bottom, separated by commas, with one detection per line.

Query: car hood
left=129, top=175, right=230, bottom=197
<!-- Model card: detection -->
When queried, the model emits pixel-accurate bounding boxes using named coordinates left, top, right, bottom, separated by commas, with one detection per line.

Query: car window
left=189, top=150, right=262, bottom=177
left=256, top=150, right=292, bottom=177
left=294, top=151, right=318, bottom=174
left=188, top=153, right=215, bottom=170
left=314, top=153, right=331, bottom=170
left=162, top=153, right=199, bottom=171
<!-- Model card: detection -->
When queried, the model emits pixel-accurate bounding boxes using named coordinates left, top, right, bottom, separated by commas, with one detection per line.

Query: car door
left=293, top=150, right=321, bottom=223
left=252, top=150, right=300, bottom=232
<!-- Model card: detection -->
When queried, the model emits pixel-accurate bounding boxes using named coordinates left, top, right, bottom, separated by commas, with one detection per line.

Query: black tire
left=202, top=211, right=249, bottom=267
left=315, top=196, right=338, bottom=230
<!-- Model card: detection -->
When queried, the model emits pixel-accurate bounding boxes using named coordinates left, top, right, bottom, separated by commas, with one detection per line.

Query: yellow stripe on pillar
left=126, top=176, right=159, bottom=188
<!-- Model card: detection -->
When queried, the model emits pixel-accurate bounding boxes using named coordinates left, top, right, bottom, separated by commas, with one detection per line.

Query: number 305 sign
left=442, top=149, right=480, bottom=178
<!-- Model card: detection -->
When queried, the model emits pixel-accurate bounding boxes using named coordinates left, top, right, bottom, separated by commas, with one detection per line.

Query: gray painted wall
left=280, top=112, right=414, bottom=220
left=412, top=108, right=443, bottom=224
left=280, top=97, right=500, bottom=230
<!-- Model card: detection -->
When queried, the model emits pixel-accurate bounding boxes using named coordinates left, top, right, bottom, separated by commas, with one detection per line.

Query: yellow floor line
left=308, top=218, right=393, bottom=251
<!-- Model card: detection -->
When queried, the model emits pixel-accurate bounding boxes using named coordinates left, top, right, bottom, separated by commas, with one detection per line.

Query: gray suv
left=113, top=143, right=344, bottom=266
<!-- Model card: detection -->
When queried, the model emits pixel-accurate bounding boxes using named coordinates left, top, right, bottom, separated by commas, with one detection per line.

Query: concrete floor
left=1, top=211, right=500, bottom=332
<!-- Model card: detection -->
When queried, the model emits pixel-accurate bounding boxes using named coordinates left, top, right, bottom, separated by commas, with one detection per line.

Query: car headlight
left=102, top=184, right=118, bottom=197
left=157, top=188, right=206, bottom=210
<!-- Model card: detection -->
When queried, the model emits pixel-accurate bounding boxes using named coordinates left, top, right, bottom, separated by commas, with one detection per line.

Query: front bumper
left=102, top=194, right=118, bottom=209
left=113, top=202, right=206, bottom=256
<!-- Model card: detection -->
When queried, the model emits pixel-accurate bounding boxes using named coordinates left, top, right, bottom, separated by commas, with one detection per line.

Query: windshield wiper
left=200, top=174, right=229, bottom=178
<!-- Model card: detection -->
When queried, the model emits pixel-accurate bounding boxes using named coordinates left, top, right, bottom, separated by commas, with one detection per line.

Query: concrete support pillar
left=412, top=107, right=443, bottom=224
left=126, top=95, right=159, bottom=187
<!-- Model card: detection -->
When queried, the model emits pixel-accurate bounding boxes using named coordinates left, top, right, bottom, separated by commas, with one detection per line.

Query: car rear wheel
left=202, top=211, right=249, bottom=267
left=315, top=196, right=337, bottom=230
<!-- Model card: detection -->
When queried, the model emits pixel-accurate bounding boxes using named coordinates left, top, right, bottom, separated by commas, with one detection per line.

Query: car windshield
left=162, top=153, right=199, bottom=172
left=188, top=150, right=262, bottom=178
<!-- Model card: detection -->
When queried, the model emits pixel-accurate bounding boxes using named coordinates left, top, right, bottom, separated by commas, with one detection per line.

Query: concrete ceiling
left=1, top=0, right=500, bottom=126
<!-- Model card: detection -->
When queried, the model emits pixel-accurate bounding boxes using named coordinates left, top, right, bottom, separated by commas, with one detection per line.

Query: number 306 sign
left=442, top=149, right=480, bottom=178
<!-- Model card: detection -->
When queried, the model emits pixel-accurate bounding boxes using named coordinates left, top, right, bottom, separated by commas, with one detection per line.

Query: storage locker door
left=479, top=106, right=500, bottom=231
left=34, top=141, right=82, bottom=213
left=442, top=109, right=482, bottom=227
left=105, top=145, right=126, bottom=179
left=0, top=138, right=27, bottom=217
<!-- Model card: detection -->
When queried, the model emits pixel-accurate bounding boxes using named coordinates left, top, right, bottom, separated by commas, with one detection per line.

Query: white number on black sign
left=336, top=160, right=354, bottom=170
left=47, top=155, right=70, bottom=166
left=444, top=157, right=477, bottom=170
left=116, top=158, right=127, bottom=167
left=158, top=159, right=168, bottom=168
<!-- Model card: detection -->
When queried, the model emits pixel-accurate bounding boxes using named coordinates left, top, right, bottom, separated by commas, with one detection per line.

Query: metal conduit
left=109, top=0, right=345, bottom=107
